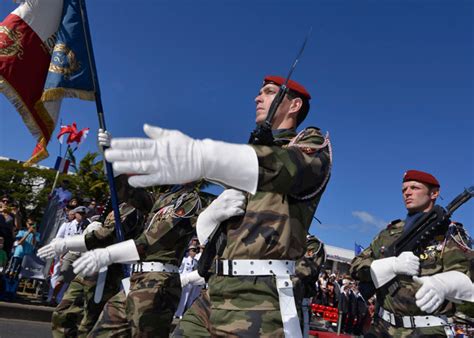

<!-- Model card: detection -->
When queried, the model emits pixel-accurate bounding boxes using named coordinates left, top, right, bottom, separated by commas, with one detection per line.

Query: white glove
left=104, top=124, right=259, bottom=194
left=37, top=235, right=87, bottom=259
left=196, top=189, right=246, bottom=244
left=98, top=128, right=112, bottom=150
left=72, top=239, right=139, bottom=276
left=180, top=270, right=205, bottom=288
left=370, top=251, right=419, bottom=288
left=414, top=271, right=474, bottom=313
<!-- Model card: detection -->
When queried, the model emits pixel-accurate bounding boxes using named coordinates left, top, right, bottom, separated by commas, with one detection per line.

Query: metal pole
left=78, top=0, right=124, bottom=242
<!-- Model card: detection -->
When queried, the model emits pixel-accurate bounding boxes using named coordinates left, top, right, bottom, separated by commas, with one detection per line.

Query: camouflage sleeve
left=84, top=204, right=146, bottom=250
left=251, top=128, right=331, bottom=195
left=442, top=225, right=471, bottom=278
left=350, top=246, right=375, bottom=283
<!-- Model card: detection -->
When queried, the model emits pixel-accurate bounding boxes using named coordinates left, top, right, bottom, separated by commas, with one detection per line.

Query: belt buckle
left=394, top=315, right=403, bottom=328
left=216, top=260, right=223, bottom=276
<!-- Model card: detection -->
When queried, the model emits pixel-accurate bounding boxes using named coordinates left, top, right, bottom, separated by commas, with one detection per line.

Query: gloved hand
left=37, top=234, right=88, bottom=259
left=413, top=275, right=446, bottom=313
left=37, top=238, right=67, bottom=259
left=72, top=248, right=111, bottom=276
left=414, top=271, right=474, bottom=313
left=73, top=239, right=139, bottom=276
left=97, top=128, right=112, bottom=152
left=104, top=124, right=259, bottom=193
left=370, top=251, right=419, bottom=288
left=180, top=270, right=205, bottom=288
left=196, top=189, right=246, bottom=244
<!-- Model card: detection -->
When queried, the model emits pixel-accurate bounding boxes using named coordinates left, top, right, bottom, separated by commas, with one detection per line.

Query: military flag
left=0, top=0, right=63, bottom=164
left=0, top=0, right=95, bottom=165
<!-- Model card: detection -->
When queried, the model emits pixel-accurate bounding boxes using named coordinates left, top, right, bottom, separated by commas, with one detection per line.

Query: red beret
left=403, top=170, right=440, bottom=187
left=263, top=75, right=311, bottom=100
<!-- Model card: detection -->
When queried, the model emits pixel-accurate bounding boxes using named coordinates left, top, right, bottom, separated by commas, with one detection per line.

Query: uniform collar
left=272, top=128, right=297, bottom=144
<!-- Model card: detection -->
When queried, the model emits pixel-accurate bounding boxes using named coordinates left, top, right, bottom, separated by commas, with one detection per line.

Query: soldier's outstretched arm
left=72, top=239, right=139, bottom=276
left=37, top=221, right=102, bottom=259
left=105, top=124, right=259, bottom=193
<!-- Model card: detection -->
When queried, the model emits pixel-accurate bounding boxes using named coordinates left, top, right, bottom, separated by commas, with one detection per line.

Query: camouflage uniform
left=350, top=219, right=471, bottom=337
left=172, top=288, right=212, bottom=337
left=292, top=236, right=326, bottom=335
left=209, top=128, right=331, bottom=337
left=88, top=185, right=213, bottom=337
left=172, top=235, right=327, bottom=337
left=52, top=202, right=149, bottom=337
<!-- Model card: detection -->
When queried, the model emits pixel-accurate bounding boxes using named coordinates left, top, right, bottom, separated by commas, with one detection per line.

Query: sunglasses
left=2, top=200, right=9, bottom=203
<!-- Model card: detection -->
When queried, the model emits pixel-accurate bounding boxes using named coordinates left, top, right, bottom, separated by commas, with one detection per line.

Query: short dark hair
left=287, top=90, right=310, bottom=127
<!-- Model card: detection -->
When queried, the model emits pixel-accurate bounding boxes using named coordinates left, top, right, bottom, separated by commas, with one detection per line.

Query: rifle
left=385, top=185, right=474, bottom=257
left=248, top=28, right=312, bottom=146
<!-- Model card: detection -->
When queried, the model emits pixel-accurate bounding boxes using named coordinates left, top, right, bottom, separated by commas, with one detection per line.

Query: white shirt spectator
left=179, top=255, right=197, bottom=274
left=56, top=219, right=81, bottom=239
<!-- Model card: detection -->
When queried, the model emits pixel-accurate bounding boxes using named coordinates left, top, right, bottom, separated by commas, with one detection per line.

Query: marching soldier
left=72, top=181, right=214, bottom=336
left=350, top=170, right=473, bottom=337
left=172, top=226, right=326, bottom=337
left=104, top=75, right=332, bottom=336
left=38, top=174, right=153, bottom=337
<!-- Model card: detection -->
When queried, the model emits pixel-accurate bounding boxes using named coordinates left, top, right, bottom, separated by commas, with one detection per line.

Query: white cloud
left=352, top=211, right=387, bottom=229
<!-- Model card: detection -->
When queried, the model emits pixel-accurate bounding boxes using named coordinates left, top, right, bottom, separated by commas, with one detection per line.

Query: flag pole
left=50, top=144, right=71, bottom=194
left=78, top=0, right=124, bottom=242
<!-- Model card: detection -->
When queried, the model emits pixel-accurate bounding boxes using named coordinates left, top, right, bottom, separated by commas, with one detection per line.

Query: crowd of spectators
left=313, top=270, right=375, bottom=335
left=0, top=180, right=105, bottom=302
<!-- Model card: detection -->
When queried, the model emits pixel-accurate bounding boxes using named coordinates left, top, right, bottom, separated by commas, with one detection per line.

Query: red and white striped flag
left=0, top=0, right=64, bottom=164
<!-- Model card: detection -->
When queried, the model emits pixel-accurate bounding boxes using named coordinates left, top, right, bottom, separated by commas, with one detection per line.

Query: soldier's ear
left=288, top=97, right=303, bottom=116
left=430, top=188, right=439, bottom=200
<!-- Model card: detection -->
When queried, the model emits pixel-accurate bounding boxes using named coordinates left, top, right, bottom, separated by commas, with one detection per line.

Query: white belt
left=378, top=307, right=448, bottom=328
left=217, top=259, right=302, bottom=338
left=132, top=262, right=179, bottom=273
left=217, top=259, right=296, bottom=276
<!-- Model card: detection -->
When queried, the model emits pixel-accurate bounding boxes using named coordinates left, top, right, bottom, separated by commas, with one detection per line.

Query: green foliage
left=73, top=152, right=108, bottom=203
left=0, top=151, right=108, bottom=214
left=0, top=160, right=58, bottom=216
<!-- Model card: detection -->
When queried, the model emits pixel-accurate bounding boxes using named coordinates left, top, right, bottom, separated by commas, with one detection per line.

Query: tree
left=0, top=151, right=108, bottom=216
left=73, top=152, right=108, bottom=203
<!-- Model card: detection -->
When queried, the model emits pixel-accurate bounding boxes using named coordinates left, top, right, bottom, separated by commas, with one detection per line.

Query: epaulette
left=448, top=221, right=472, bottom=251
left=386, top=219, right=402, bottom=229
left=287, top=127, right=330, bottom=156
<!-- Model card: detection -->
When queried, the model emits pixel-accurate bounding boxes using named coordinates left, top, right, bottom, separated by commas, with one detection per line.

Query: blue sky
left=0, top=1, right=472, bottom=250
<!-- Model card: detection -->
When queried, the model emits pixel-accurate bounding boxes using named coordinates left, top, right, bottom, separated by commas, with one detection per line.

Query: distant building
left=324, top=245, right=355, bottom=275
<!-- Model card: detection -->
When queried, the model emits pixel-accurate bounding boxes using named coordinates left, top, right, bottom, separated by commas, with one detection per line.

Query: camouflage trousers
left=172, top=288, right=212, bottom=337
left=51, top=265, right=122, bottom=338
left=88, top=271, right=181, bottom=338
left=208, top=275, right=285, bottom=337
left=364, top=316, right=450, bottom=338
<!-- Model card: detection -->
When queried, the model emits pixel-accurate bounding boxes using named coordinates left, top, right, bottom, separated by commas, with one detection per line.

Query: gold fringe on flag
left=40, top=87, right=95, bottom=102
